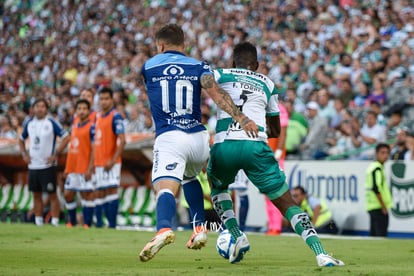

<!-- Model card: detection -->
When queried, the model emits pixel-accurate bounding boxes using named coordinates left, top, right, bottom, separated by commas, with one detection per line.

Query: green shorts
left=207, top=140, right=288, bottom=200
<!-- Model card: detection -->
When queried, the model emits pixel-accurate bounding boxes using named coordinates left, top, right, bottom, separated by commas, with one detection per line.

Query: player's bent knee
left=156, top=188, right=175, bottom=202
left=182, top=176, right=197, bottom=185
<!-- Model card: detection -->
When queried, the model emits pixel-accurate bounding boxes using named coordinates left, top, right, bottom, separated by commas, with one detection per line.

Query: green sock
left=285, top=206, right=327, bottom=256
left=211, top=189, right=241, bottom=241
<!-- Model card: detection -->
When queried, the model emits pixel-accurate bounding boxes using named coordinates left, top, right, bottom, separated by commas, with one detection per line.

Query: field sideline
left=0, top=224, right=413, bottom=275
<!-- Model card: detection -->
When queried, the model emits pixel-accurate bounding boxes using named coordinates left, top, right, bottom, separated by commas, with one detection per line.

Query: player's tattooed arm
left=201, top=74, right=243, bottom=120
left=201, top=74, right=258, bottom=137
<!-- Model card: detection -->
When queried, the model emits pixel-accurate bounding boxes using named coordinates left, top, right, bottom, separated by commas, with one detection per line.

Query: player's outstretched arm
left=201, top=74, right=258, bottom=138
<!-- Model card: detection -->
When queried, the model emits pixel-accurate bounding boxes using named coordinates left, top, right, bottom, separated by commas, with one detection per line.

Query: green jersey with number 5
left=213, top=68, right=280, bottom=143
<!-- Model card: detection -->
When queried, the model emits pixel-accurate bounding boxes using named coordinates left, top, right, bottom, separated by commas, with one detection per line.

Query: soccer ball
left=216, top=229, right=247, bottom=259
left=216, top=230, right=233, bottom=259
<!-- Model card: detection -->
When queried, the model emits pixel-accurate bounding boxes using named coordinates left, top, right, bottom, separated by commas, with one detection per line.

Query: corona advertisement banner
left=245, top=161, right=414, bottom=237
left=2, top=136, right=413, bottom=236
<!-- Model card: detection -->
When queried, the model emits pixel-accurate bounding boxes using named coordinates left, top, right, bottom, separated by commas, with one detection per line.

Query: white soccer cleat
left=139, top=228, right=175, bottom=262
left=186, top=228, right=207, bottom=250
left=229, top=235, right=250, bottom=264
left=316, top=254, right=345, bottom=267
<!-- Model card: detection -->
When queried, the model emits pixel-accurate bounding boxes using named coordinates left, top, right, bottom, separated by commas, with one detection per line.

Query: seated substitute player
left=207, top=42, right=345, bottom=266
left=139, top=24, right=258, bottom=262
left=291, top=186, right=339, bottom=234
left=61, top=99, right=96, bottom=228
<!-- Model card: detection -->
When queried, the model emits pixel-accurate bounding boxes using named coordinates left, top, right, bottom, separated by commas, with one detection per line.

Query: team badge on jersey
left=163, top=65, right=184, bottom=76
left=166, top=162, right=178, bottom=170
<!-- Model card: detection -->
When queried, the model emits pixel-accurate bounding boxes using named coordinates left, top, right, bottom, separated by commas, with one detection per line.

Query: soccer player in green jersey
left=208, top=42, right=345, bottom=266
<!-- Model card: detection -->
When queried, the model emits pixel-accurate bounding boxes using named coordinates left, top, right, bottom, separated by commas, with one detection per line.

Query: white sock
left=51, top=217, right=59, bottom=226
left=35, top=216, right=44, bottom=226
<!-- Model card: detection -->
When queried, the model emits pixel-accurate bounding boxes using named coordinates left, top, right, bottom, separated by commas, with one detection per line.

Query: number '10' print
left=160, top=79, right=194, bottom=115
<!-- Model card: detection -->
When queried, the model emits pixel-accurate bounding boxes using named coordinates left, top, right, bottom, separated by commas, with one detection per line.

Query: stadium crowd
left=1, top=0, right=414, bottom=161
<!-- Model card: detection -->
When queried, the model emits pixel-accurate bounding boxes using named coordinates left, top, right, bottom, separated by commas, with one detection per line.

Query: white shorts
left=64, top=173, right=95, bottom=192
left=95, top=163, right=121, bottom=190
left=229, top=170, right=250, bottom=191
left=152, top=130, right=210, bottom=184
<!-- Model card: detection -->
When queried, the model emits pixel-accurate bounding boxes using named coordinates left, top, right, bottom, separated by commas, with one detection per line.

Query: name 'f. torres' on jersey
left=213, top=68, right=280, bottom=143
left=141, top=50, right=212, bottom=137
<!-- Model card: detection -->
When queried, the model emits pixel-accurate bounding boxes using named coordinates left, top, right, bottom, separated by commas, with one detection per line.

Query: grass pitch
left=0, top=224, right=413, bottom=275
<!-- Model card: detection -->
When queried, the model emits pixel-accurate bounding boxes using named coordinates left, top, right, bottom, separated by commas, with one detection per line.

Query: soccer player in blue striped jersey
left=139, top=24, right=258, bottom=262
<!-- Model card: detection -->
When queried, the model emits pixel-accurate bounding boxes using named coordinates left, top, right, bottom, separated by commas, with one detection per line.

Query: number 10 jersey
left=142, top=50, right=213, bottom=137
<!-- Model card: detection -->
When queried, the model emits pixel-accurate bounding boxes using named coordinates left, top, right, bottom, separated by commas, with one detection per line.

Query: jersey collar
left=77, top=119, right=90, bottom=128
left=164, top=50, right=185, bottom=56
left=101, top=108, right=115, bottom=118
